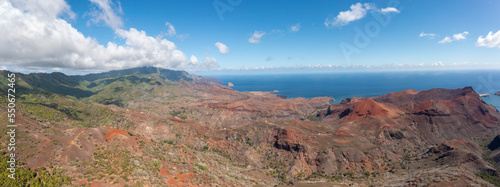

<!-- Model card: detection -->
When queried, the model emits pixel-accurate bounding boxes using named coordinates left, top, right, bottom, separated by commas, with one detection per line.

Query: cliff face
left=3, top=68, right=500, bottom=186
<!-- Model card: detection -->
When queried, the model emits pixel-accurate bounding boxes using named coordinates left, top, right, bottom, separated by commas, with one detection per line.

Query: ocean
left=210, top=70, right=500, bottom=110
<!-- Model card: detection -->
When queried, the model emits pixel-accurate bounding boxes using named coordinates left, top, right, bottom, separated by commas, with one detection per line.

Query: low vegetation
left=0, top=153, right=71, bottom=186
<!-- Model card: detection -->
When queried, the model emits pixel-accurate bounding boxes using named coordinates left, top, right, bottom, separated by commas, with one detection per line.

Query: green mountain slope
left=75, top=66, right=193, bottom=82
left=0, top=67, right=195, bottom=99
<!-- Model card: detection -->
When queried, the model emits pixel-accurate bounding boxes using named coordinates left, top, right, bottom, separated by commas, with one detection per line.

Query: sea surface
left=211, top=70, right=500, bottom=110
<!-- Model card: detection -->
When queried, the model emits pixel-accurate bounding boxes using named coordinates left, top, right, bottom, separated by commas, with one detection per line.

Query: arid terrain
left=1, top=67, right=500, bottom=186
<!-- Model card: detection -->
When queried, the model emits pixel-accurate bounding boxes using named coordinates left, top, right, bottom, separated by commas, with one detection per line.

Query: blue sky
left=1, top=0, right=499, bottom=74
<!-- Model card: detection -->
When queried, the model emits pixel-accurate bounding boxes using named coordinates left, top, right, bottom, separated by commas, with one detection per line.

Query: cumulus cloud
left=419, top=32, right=437, bottom=39
left=176, top=55, right=220, bottom=70
left=87, top=0, right=123, bottom=30
left=0, top=0, right=216, bottom=71
left=476, top=30, right=500, bottom=48
left=113, top=28, right=187, bottom=68
left=290, top=23, right=300, bottom=32
left=439, top=31, right=469, bottom=44
left=325, top=3, right=373, bottom=27
left=380, top=7, right=399, bottom=14
left=177, top=55, right=199, bottom=68
left=248, top=31, right=265, bottom=44
left=453, top=31, right=469, bottom=40
left=214, top=42, right=230, bottom=54
left=164, top=22, right=177, bottom=36
left=9, top=0, right=76, bottom=20
left=325, top=3, right=400, bottom=27
left=202, top=56, right=220, bottom=69
left=438, top=36, right=452, bottom=44
left=189, top=55, right=199, bottom=65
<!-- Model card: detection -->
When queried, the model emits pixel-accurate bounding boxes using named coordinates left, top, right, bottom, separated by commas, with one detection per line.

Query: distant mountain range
left=0, top=67, right=209, bottom=99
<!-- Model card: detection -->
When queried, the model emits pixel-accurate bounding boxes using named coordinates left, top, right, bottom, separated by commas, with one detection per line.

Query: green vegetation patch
left=0, top=154, right=72, bottom=186
left=477, top=170, right=500, bottom=187
left=19, top=94, right=130, bottom=128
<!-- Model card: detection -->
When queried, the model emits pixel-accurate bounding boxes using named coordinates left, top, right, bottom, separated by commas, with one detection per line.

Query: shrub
left=477, top=171, right=500, bottom=186
left=195, top=163, right=208, bottom=171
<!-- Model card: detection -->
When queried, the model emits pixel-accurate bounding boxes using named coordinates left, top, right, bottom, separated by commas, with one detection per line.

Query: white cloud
left=114, top=28, right=187, bottom=68
left=189, top=55, right=199, bottom=65
left=325, top=3, right=399, bottom=27
left=209, top=62, right=457, bottom=72
left=419, top=32, right=436, bottom=39
left=432, top=61, right=445, bottom=66
left=164, top=22, right=177, bottom=36
left=325, top=3, right=373, bottom=27
left=0, top=0, right=217, bottom=71
left=476, top=30, right=500, bottom=48
left=248, top=31, right=265, bottom=44
left=177, top=55, right=220, bottom=70
left=380, top=7, right=399, bottom=14
left=178, top=55, right=199, bottom=68
left=450, top=61, right=469, bottom=66
left=87, top=0, right=123, bottom=30
left=202, top=56, right=219, bottom=69
left=214, top=42, right=230, bottom=54
left=290, top=23, right=300, bottom=32
left=438, top=31, right=469, bottom=44
left=176, top=33, right=189, bottom=41
left=162, top=22, right=189, bottom=41
left=453, top=31, right=469, bottom=40
left=438, top=36, right=452, bottom=44
left=9, top=0, right=76, bottom=20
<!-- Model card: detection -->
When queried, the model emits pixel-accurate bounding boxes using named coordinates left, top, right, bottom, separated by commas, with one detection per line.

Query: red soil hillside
left=342, top=98, right=402, bottom=122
